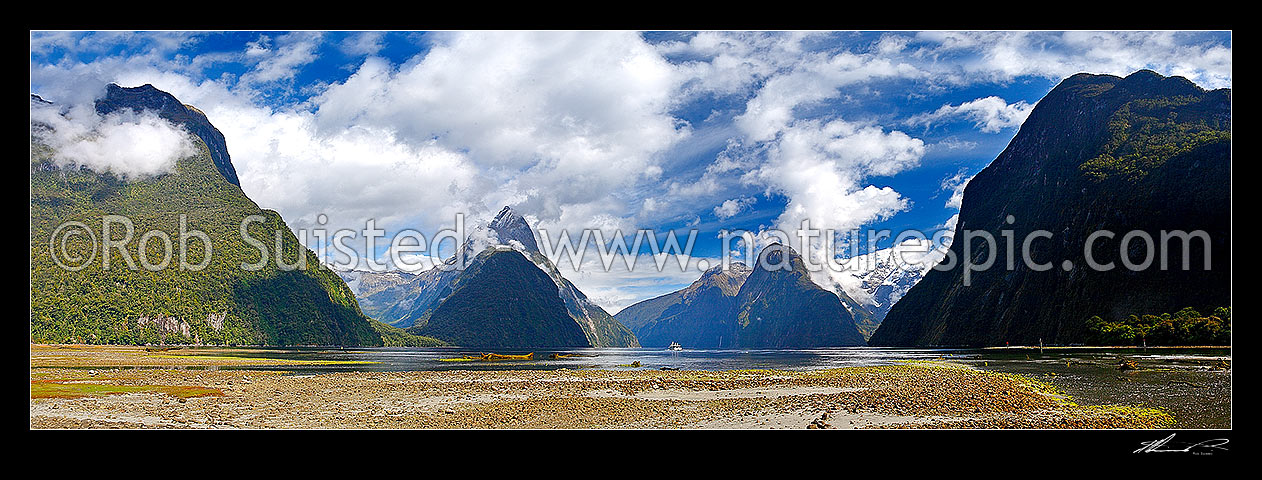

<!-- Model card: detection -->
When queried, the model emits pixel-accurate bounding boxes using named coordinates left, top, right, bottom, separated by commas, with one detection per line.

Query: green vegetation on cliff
left=1086, top=307, right=1230, bottom=346
left=30, top=85, right=440, bottom=347
left=1080, top=93, right=1231, bottom=182
left=31, top=137, right=377, bottom=345
left=371, top=319, right=447, bottom=347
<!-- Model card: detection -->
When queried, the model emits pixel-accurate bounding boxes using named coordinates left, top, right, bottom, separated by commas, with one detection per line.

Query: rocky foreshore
left=30, top=347, right=1172, bottom=429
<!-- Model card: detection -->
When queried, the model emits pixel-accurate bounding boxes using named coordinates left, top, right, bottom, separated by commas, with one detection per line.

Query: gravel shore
left=30, top=346, right=1173, bottom=429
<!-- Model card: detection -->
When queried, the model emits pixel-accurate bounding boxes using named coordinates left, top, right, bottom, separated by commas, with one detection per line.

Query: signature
left=1135, top=433, right=1229, bottom=454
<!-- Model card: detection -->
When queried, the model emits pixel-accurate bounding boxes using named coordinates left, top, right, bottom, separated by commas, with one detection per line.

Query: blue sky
left=30, top=31, right=1232, bottom=310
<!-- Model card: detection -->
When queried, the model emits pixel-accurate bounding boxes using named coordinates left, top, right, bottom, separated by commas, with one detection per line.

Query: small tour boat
left=668, top=342, right=683, bottom=351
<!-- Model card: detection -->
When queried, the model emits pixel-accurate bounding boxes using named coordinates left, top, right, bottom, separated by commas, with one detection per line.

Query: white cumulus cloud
left=907, top=96, right=1035, bottom=133
left=751, top=118, right=926, bottom=234
left=940, top=169, right=975, bottom=209
left=309, top=31, right=692, bottom=236
left=713, top=196, right=757, bottom=219
left=31, top=102, right=196, bottom=179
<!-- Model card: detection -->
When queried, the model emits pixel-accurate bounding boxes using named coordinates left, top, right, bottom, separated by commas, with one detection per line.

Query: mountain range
left=614, top=243, right=868, bottom=348
left=29, top=70, right=1231, bottom=350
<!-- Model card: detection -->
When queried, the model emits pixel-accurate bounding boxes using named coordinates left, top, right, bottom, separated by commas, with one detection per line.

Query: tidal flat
left=30, top=345, right=1179, bottom=429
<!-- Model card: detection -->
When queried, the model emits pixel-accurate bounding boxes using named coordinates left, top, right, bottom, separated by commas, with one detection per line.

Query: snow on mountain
left=811, top=237, right=952, bottom=322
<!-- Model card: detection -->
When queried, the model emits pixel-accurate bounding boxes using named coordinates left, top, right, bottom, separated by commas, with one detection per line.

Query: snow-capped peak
left=488, top=205, right=539, bottom=252
left=811, top=238, right=950, bottom=321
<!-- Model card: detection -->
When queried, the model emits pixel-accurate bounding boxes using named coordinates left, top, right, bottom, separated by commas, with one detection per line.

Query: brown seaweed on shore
left=549, top=353, right=597, bottom=359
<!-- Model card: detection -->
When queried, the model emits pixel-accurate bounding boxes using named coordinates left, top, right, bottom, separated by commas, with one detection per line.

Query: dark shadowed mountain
left=418, top=248, right=591, bottom=348
left=870, top=70, right=1231, bottom=347
left=615, top=263, right=751, bottom=348
left=733, top=244, right=869, bottom=348
left=615, top=244, right=867, bottom=348
left=340, top=206, right=640, bottom=348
